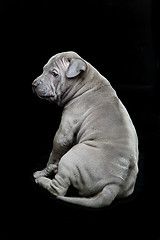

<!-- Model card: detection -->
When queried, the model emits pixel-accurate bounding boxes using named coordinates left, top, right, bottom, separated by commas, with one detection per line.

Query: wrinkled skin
left=32, top=51, right=139, bottom=208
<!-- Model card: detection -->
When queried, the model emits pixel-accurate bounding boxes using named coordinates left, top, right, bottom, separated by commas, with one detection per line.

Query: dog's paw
left=33, top=164, right=58, bottom=179
left=35, top=176, right=58, bottom=196
left=35, top=176, right=51, bottom=189
left=33, top=170, right=45, bottom=179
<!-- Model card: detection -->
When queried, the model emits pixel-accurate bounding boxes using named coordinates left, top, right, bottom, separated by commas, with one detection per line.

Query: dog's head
left=32, top=51, right=87, bottom=105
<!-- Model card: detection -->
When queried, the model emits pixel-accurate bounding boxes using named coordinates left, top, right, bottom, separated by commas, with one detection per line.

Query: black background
left=2, top=0, right=160, bottom=239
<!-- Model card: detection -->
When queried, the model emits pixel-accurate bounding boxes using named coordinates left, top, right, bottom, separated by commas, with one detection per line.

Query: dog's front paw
left=33, top=164, right=58, bottom=179
left=33, top=170, right=46, bottom=179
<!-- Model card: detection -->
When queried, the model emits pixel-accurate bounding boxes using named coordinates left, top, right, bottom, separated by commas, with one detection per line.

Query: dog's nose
left=32, top=79, right=41, bottom=88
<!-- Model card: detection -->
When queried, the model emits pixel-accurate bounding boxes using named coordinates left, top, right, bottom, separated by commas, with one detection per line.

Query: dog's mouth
left=37, top=93, right=56, bottom=102
left=43, top=95, right=56, bottom=102
left=33, top=87, right=56, bottom=102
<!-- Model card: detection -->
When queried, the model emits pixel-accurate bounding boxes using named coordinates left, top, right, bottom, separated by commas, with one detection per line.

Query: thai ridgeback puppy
left=32, top=51, right=138, bottom=208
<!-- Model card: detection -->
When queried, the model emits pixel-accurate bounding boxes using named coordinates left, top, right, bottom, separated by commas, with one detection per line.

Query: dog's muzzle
left=32, top=80, right=56, bottom=101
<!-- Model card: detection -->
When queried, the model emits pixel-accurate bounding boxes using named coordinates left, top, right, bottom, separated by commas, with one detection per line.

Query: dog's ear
left=66, top=58, right=86, bottom=78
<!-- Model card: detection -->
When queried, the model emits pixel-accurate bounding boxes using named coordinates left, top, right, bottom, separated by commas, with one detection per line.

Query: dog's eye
left=51, top=71, right=58, bottom=77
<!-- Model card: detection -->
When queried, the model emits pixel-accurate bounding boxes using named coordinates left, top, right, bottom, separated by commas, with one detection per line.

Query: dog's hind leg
left=35, top=173, right=70, bottom=197
left=35, top=159, right=71, bottom=197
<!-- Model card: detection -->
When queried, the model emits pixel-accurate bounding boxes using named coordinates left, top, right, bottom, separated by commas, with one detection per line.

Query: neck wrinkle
left=59, top=80, right=86, bottom=107
left=59, top=66, right=110, bottom=107
left=60, top=80, right=105, bottom=108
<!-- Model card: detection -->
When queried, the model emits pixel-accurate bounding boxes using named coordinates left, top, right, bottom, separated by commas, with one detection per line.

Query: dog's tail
left=57, top=184, right=120, bottom=208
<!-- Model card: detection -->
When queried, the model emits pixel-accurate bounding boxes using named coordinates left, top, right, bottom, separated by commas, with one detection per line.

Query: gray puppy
left=32, top=51, right=138, bottom=208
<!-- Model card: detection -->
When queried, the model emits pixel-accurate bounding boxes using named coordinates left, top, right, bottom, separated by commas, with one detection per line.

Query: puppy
left=32, top=51, right=138, bottom=208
